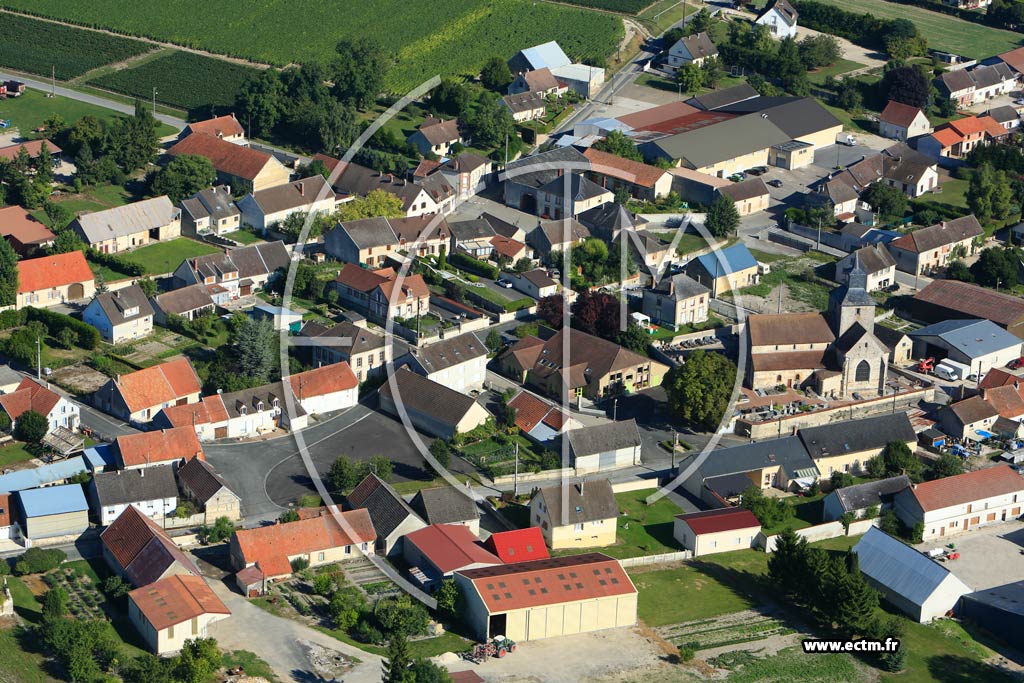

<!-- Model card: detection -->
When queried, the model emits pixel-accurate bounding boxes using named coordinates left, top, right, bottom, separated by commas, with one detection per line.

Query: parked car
left=496, top=278, right=513, bottom=288
left=1009, top=357, right=1024, bottom=370
left=767, top=179, right=782, bottom=188
left=728, top=172, right=746, bottom=182
left=747, top=166, right=769, bottom=176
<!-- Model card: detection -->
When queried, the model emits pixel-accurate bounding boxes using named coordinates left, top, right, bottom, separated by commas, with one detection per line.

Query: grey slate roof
left=798, top=413, right=916, bottom=460
left=853, top=526, right=972, bottom=607
left=987, top=105, right=1020, bottom=124
left=577, top=203, right=640, bottom=240
left=687, top=83, right=760, bottom=111
left=347, top=473, right=422, bottom=538
left=674, top=32, right=717, bottom=61
left=406, top=333, right=486, bottom=374
left=249, top=175, right=333, bottom=215
left=409, top=486, right=479, bottom=525
left=566, top=419, right=641, bottom=457
left=833, top=475, right=910, bottom=513
left=334, top=217, right=399, bottom=250
left=181, top=186, right=240, bottom=223
left=652, top=114, right=790, bottom=166
left=535, top=479, right=617, bottom=524
left=378, top=368, right=478, bottom=428
left=333, top=162, right=427, bottom=211
left=189, top=241, right=289, bottom=280
left=694, top=435, right=815, bottom=480
left=874, top=324, right=909, bottom=353
left=719, top=177, right=769, bottom=203
left=449, top=219, right=496, bottom=242
left=177, top=458, right=234, bottom=505
left=300, top=320, right=387, bottom=355
left=538, top=173, right=609, bottom=202
left=503, top=147, right=590, bottom=189
left=152, top=284, right=215, bottom=316
left=73, top=196, right=179, bottom=244
left=758, top=0, right=798, bottom=25
left=93, top=466, right=177, bottom=507
left=652, top=273, right=709, bottom=300
left=909, top=318, right=1023, bottom=360
left=92, top=285, right=154, bottom=325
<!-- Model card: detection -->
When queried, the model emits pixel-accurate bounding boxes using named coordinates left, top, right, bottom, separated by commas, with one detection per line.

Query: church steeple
left=830, top=252, right=875, bottom=337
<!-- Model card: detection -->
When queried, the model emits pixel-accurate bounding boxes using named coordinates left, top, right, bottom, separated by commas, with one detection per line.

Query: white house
left=128, top=575, right=230, bottom=655
left=755, top=0, right=798, bottom=38
left=667, top=32, right=717, bottom=69
left=0, top=378, right=79, bottom=435
left=566, top=420, right=642, bottom=474
left=853, top=527, right=973, bottom=622
left=396, top=333, right=487, bottom=393
left=90, top=466, right=178, bottom=527
left=878, top=101, right=934, bottom=142
left=82, top=285, right=155, bottom=344
left=894, top=464, right=1024, bottom=540
left=236, top=176, right=336, bottom=234
left=673, top=508, right=761, bottom=557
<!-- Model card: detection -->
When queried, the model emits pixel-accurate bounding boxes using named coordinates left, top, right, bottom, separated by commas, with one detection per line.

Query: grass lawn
left=222, top=230, right=266, bottom=245
left=911, top=178, right=970, bottom=222
left=603, top=488, right=683, bottom=559
left=34, top=183, right=143, bottom=226
left=760, top=493, right=825, bottom=535
left=809, top=0, right=1022, bottom=59
left=807, top=58, right=866, bottom=85
left=467, top=285, right=534, bottom=312
left=631, top=560, right=758, bottom=626
left=115, top=238, right=220, bottom=276
left=730, top=256, right=833, bottom=311
left=637, top=0, right=699, bottom=34
left=0, top=626, right=55, bottom=683
left=0, top=88, right=174, bottom=137
left=222, top=650, right=282, bottom=683
left=7, top=577, right=41, bottom=622
left=0, top=441, right=38, bottom=468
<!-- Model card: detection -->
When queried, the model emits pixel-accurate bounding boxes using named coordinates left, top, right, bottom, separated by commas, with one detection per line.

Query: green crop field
left=555, top=0, right=651, bottom=13
left=807, top=0, right=1023, bottom=59
left=1, top=1, right=623, bottom=92
left=0, top=13, right=150, bottom=80
left=90, top=50, right=260, bottom=115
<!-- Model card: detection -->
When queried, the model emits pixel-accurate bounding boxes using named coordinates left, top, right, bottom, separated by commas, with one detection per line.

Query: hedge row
left=86, top=249, right=146, bottom=277
left=449, top=252, right=500, bottom=280
left=27, top=308, right=101, bottom=350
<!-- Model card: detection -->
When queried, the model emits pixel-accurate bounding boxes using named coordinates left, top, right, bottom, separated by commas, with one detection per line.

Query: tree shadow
left=643, top=521, right=677, bottom=548
left=927, top=654, right=1014, bottom=683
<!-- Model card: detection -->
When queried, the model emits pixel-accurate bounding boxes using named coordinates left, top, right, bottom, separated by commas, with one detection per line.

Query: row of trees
left=719, top=24, right=842, bottom=97
left=535, top=289, right=648, bottom=354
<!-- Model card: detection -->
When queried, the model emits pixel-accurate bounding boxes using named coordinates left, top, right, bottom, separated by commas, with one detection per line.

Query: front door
left=940, top=526, right=945, bottom=537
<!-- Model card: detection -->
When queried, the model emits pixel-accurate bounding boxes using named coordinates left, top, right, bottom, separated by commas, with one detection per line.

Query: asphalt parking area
left=919, top=519, right=1024, bottom=591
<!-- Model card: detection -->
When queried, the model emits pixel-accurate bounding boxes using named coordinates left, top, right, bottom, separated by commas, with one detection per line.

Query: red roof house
left=167, top=133, right=289, bottom=192
left=100, top=505, right=200, bottom=586
left=128, top=574, right=231, bottom=654
left=94, top=357, right=202, bottom=423
left=483, top=528, right=550, bottom=563
left=16, top=251, right=95, bottom=309
left=0, top=206, right=55, bottom=254
left=113, top=426, right=205, bottom=469
left=180, top=113, right=245, bottom=141
left=673, top=507, right=761, bottom=556
left=404, top=524, right=501, bottom=583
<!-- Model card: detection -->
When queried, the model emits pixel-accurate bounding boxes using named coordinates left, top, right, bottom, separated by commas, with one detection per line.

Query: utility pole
left=51, top=66, right=55, bottom=98
left=777, top=284, right=782, bottom=314
left=816, top=216, right=822, bottom=251
left=513, top=442, right=519, bottom=497
left=613, top=398, right=618, bottom=421
left=152, top=87, right=158, bottom=117
left=36, top=337, right=41, bottom=380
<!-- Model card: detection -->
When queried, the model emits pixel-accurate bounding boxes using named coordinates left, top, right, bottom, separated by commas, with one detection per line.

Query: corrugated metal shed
left=18, top=483, right=88, bottom=516
left=0, top=457, right=89, bottom=493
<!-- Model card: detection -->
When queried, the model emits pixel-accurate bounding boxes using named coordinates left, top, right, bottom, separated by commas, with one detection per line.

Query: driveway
left=203, top=576, right=383, bottom=683
left=919, top=520, right=1024, bottom=591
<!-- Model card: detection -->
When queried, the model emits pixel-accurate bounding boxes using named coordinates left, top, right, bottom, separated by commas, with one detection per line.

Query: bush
left=448, top=252, right=500, bottom=279
left=352, top=619, right=385, bottom=644
left=86, top=248, right=146, bottom=277
left=290, top=557, right=310, bottom=573
left=13, top=547, right=66, bottom=575
left=25, top=307, right=101, bottom=350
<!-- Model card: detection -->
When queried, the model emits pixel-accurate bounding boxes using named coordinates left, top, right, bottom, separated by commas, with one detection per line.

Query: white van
left=933, top=364, right=957, bottom=381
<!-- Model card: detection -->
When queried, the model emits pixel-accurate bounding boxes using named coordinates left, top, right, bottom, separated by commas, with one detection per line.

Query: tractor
left=470, top=636, right=517, bottom=662
left=916, top=357, right=935, bottom=373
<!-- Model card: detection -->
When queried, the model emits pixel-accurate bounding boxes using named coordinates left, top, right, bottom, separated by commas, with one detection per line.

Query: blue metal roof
left=82, top=444, right=115, bottom=471
left=909, top=319, right=1022, bottom=361
left=0, top=456, right=89, bottom=494
left=17, top=483, right=88, bottom=517
left=693, top=243, right=758, bottom=276
left=519, top=41, right=571, bottom=71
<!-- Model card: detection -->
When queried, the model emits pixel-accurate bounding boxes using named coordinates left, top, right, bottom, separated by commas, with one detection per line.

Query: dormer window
left=124, top=306, right=139, bottom=318
left=256, top=401, right=264, bottom=411
left=240, top=405, right=247, bottom=416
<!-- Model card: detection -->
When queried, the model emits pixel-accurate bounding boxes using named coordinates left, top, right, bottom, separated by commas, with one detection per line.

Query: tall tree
left=236, top=70, right=287, bottom=137
left=0, top=237, right=18, bottom=306
left=480, top=56, right=513, bottom=91
left=862, top=182, right=908, bottom=220
left=767, top=528, right=809, bottom=595
left=334, top=189, right=405, bottom=221
left=834, top=553, right=879, bottom=635
left=332, top=37, right=389, bottom=109
left=149, top=154, right=216, bottom=202
left=706, top=195, right=740, bottom=238
left=591, top=130, right=642, bottom=162
left=429, top=79, right=472, bottom=117
left=969, top=246, right=1019, bottom=288
left=232, top=316, right=277, bottom=384
left=674, top=63, right=704, bottom=95
left=381, top=630, right=414, bottom=683
left=109, top=101, right=159, bottom=173
left=662, top=350, right=737, bottom=430
left=883, top=65, right=930, bottom=108
left=465, top=92, right=515, bottom=149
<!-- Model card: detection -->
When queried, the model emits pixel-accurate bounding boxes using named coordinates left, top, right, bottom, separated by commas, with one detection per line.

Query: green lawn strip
left=0, top=441, right=38, bottom=468
left=0, top=626, right=55, bottom=683
left=603, top=488, right=683, bottom=560
left=0, top=88, right=176, bottom=138
left=807, top=58, right=866, bottom=85
left=115, top=238, right=220, bottom=275
left=222, top=230, right=266, bottom=245
left=221, top=651, right=282, bottom=683
left=760, top=494, right=825, bottom=535
left=7, top=577, right=41, bottom=620
left=630, top=560, right=758, bottom=626
left=808, top=0, right=1022, bottom=59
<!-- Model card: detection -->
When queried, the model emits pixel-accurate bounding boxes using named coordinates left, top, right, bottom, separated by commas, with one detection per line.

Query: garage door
left=214, top=426, right=227, bottom=439
left=598, top=450, right=620, bottom=470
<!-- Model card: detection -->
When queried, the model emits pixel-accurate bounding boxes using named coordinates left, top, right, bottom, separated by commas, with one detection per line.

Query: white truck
left=836, top=133, right=857, bottom=146
left=934, top=359, right=971, bottom=381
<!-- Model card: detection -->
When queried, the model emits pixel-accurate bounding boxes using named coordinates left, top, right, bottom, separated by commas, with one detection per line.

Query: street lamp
left=152, top=87, right=159, bottom=117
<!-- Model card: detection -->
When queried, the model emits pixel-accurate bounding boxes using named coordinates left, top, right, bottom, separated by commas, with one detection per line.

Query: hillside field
left=1, top=1, right=624, bottom=91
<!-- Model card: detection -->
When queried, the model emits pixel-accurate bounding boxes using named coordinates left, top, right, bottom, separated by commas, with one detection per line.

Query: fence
left=492, top=467, right=574, bottom=488
left=619, top=550, right=692, bottom=567
left=756, top=518, right=879, bottom=553
left=611, top=478, right=661, bottom=494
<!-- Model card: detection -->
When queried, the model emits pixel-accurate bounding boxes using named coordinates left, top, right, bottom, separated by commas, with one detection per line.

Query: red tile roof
left=458, top=552, right=635, bottom=612
left=115, top=358, right=202, bottom=413
left=507, top=391, right=567, bottom=433
left=616, top=101, right=699, bottom=131
left=907, top=464, right=1024, bottom=512
left=999, top=46, right=1024, bottom=73
left=483, top=528, right=550, bottom=563
left=914, top=280, right=1024, bottom=328
left=376, top=273, right=430, bottom=303
left=930, top=127, right=962, bottom=148
left=983, top=384, right=1024, bottom=419
left=115, top=427, right=204, bottom=468
left=948, top=116, right=989, bottom=137
left=0, top=139, right=62, bottom=162
left=100, top=505, right=200, bottom=583
left=334, top=263, right=390, bottom=292
left=675, top=507, right=760, bottom=535
left=880, top=100, right=924, bottom=129
left=0, top=378, right=61, bottom=421
left=159, top=394, right=229, bottom=428
left=129, top=574, right=230, bottom=631
left=489, top=235, right=526, bottom=260
left=288, top=363, right=358, bottom=399
left=17, top=251, right=93, bottom=294
left=185, top=114, right=244, bottom=139
left=0, top=493, right=11, bottom=527
left=0, top=206, right=55, bottom=249
left=980, top=368, right=1021, bottom=391
left=234, top=510, right=376, bottom=578
left=405, top=524, right=501, bottom=574
left=168, top=133, right=275, bottom=181
left=583, top=148, right=668, bottom=189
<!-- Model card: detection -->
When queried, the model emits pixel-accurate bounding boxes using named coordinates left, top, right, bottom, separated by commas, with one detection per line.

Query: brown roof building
left=167, top=134, right=289, bottom=192
left=101, top=505, right=200, bottom=587
left=912, top=279, right=1024, bottom=339
left=0, top=206, right=54, bottom=254
left=128, top=574, right=230, bottom=654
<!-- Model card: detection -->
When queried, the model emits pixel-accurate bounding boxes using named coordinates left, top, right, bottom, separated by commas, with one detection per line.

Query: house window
left=318, top=552, right=325, bottom=561
left=168, top=624, right=174, bottom=638
left=574, top=523, right=584, bottom=531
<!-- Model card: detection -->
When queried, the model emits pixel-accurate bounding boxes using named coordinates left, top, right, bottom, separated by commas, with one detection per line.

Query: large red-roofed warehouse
left=672, top=508, right=761, bottom=557
left=454, top=553, right=637, bottom=642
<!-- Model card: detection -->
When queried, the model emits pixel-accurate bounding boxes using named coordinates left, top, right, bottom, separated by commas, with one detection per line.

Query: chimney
left=577, top=481, right=584, bottom=496
left=140, top=468, right=145, bottom=477
left=299, top=181, right=305, bottom=197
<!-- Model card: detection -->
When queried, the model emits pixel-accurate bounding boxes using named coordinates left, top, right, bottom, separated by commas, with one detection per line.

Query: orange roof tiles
left=907, top=464, right=1024, bottom=512
left=115, top=358, right=202, bottom=413
left=948, top=116, right=989, bottom=137
left=159, top=394, right=229, bottom=428
left=616, top=101, right=699, bottom=130
left=234, top=510, right=376, bottom=578
left=458, top=552, right=635, bottom=612
left=288, top=363, right=358, bottom=399
left=583, top=148, right=667, bottom=189
left=185, top=114, right=244, bottom=139
left=0, top=493, right=11, bottom=527
left=983, top=384, right=1024, bottom=418
left=930, top=127, right=962, bottom=148
left=168, top=133, right=274, bottom=181
left=490, top=235, right=526, bottom=260
left=17, top=251, right=93, bottom=294
left=999, top=46, right=1024, bottom=73
left=115, top=427, right=204, bottom=468
left=0, top=139, right=62, bottom=162
left=0, top=378, right=61, bottom=421
left=483, top=527, right=549, bottom=563
left=129, top=574, right=230, bottom=631
left=507, top=391, right=567, bottom=433
left=980, top=368, right=1021, bottom=391
left=0, top=206, right=55, bottom=249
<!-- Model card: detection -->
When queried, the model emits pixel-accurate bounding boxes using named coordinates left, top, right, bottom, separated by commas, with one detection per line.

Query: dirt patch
left=51, top=364, right=109, bottom=394
left=19, top=574, right=47, bottom=597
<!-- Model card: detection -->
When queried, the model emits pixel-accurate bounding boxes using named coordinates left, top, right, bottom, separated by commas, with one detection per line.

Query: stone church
left=745, top=261, right=889, bottom=399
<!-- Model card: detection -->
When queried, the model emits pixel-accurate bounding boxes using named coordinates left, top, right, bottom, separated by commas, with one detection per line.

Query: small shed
left=566, top=420, right=642, bottom=474
left=250, top=304, right=303, bottom=332
left=17, top=484, right=89, bottom=540
left=673, top=507, right=761, bottom=557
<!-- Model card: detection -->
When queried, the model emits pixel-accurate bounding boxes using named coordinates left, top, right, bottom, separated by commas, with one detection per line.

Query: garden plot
left=659, top=609, right=798, bottom=654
